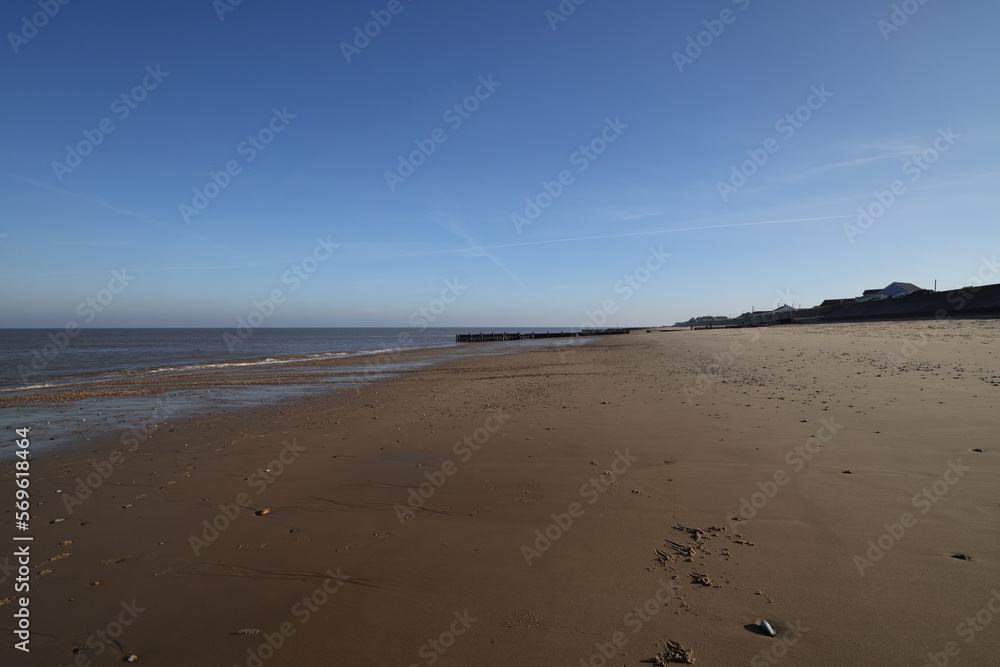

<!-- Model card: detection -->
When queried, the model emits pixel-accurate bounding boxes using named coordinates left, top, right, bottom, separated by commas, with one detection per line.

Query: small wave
left=0, top=343, right=459, bottom=395
left=1, top=382, right=58, bottom=392
left=6, top=347, right=415, bottom=388
left=134, top=348, right=409, bottom=375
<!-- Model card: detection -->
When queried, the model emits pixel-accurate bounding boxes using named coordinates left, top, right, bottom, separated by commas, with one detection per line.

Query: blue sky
left=2, top=0, right=998, bottom=328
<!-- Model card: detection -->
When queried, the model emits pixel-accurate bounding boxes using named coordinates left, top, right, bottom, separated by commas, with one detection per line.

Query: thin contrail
left=398, top=215, right=852, bottom=257
left=429, top=209, right=527, bottom=288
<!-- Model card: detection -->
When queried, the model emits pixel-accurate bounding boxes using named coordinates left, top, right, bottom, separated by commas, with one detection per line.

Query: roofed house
left=880, top=282, right=922, bottom=297
left=858, top=282, right=922, bottom=302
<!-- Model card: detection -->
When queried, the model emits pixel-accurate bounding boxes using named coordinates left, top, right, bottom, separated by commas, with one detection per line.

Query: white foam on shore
left=1, top=345, right=461, bottom=394
left=138, top=347, right=411, bottom=374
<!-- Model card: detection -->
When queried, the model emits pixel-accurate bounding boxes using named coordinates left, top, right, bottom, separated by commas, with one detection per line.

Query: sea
left=0, top=328, right=584, bottom=456
left=0, top=328, right=476, bottom=391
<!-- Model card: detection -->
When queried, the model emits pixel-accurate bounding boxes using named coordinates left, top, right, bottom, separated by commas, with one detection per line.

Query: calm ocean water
left=0, top=328, right=478, bottom=391
left=0, top=328, right=583, bottom=455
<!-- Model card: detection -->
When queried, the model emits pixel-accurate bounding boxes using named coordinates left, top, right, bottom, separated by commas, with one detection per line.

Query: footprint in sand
left=35, top=553, right=70, bottom=576
left=690, top=572, right=713, bottom=587
left=653, top=639, right=695, bottom=665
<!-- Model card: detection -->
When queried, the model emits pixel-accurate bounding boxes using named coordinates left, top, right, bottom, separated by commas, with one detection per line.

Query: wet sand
left=3, top=321, right=998, bottom=665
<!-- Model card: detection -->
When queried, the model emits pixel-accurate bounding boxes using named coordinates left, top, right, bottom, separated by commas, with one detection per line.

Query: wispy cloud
left=0, top=259, right=293, bottom=277
left=786, top=140, right=927, bottom=181
left=53, top=239, right=131, bottom=247
left=7, top=172, right=176, bottom=231
left=803, top=155, right=898, bottom=174
left=401, top=215, right=852, bottom=257
left=5, top=172, right=240, bottom=255
left=141, top=260, right=293, bottom=272
left=905, top=168, right=1000, bottom=194
left=428, top=207, right=526, bottom=288
left=839, top=137, right=929, bottom=157
left=602, top=208, right=666, bottom=222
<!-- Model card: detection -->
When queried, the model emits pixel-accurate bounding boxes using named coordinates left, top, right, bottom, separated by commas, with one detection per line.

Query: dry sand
left=3, top=320, right=998, bottom=666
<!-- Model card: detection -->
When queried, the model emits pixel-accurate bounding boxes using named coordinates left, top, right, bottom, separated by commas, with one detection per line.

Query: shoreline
left=2, top=322, right=998, bottom=665
left=0, top=336, right=589, bottom=457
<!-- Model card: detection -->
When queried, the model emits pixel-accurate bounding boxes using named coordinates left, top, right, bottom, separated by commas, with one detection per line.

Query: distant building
left=773, top=304, right=795, bottom=314
left=820, top=298, right=854, bottom=307
left=857, top=282, right=922, bottom=302
left=880, top=282, right=922, bottom=297
left=857, top=289, right=885, bottom=303
left=676, top=315, right=728, bottom=327
left=690, top=315, right=728, bottom=324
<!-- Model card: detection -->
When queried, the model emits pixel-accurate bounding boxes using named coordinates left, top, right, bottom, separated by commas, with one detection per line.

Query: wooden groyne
left=456, top=328, right=631, bottom=343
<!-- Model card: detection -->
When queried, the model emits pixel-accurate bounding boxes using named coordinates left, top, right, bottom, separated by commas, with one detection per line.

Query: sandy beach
left=4, top=320, right=999, bottom=666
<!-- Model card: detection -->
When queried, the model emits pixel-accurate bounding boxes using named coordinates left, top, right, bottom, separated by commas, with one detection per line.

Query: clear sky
left=2, top=0, right=998, bottom=328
